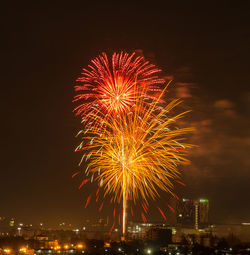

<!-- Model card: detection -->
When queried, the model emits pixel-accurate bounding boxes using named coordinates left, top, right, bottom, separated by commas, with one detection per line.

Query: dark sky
left=1, top=1, right=250, bottom=227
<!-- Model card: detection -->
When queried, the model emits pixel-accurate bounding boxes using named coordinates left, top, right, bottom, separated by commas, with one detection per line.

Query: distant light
left=118, top=247, right=122, bottom=252
left=199, top=199, right=209, bottom=203
left=77, top=244, right=84, bottom=249
left=147, top=249, right=152, bottom=254
left=4, top=249, right=11, bottom=254
left=104, top=242, right=111, bottom=248
left=172, top=228, right=177, bottom=235
left=242, top=223, right=250, bottom=225
left=19, top=247, right=27, bottom=253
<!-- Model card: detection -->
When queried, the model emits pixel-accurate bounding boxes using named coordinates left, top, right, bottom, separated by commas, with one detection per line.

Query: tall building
left=176, top=198, right=195, bottom=228
left=197, top=199, right=209, bottom=229
left=177, top=198, right=209, bottom=229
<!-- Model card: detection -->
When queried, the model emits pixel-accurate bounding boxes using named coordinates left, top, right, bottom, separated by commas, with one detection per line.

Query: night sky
left=1, top=1, right=250, bottom=227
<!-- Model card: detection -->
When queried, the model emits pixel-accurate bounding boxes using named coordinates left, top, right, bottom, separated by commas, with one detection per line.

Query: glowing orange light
left=77, top=244, right=84, bottom=249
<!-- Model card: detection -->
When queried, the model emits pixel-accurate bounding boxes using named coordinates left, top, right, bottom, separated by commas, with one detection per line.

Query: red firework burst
left=73, top=51, right=164, bottom=121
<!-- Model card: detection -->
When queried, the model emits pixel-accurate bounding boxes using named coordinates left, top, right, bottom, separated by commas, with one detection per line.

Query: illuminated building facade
left=197, top=199, right=209, bottom=229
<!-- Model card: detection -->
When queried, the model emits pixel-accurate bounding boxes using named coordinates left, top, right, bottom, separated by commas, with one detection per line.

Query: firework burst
left=75, top=89, right=193, bottom=235
left=73, top=52, right=164, bottom=123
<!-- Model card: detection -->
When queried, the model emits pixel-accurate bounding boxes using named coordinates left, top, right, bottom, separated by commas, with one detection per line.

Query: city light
left=77, top=244, right=84, bottom=249
left=199, top=199, right=209, bottom=203
left=19, top=247, right=27, bottom=253
left=3, top=249, right=11, bottom=254
left=54, top=245, right=61, bottom=250
left=17, top=227, right=21, bottom=235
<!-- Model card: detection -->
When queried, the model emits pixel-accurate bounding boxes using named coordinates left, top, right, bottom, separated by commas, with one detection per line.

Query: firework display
left=74, top=51, right=193, bottom=237
left=79, top=98, right=192, bottom=202
left=73, top=52, right=164, bottom=122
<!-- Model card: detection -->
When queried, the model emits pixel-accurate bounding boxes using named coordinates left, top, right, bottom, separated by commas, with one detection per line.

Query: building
left=146, top=227, right=172, bottom=245
left=177, top=198, right=209, bottom=229
left=196, top=199, right=209, bottom=229
left=176, top=199, right=195, bottom=228
left=127, top=222, right=153, bottom=239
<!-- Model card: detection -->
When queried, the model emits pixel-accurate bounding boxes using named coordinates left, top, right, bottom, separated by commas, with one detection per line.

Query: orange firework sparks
left=109, top=223, right=115, bottom=235
left=158, top=207, right=167, bottom=221
left=176, top=180, right=186, bottom=186
left=72, top=171, right=80, bottom=178
left=168, top=204, right=175, bottom=213
left=84, top=195, right=91, bottom=208
left=80, top=90, right=193, bottom=203
left=99, top=202, right=104, bottom=212
left=78, top=179, right=89, bottom=189
left=141, top=213, right=147, bottom=223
